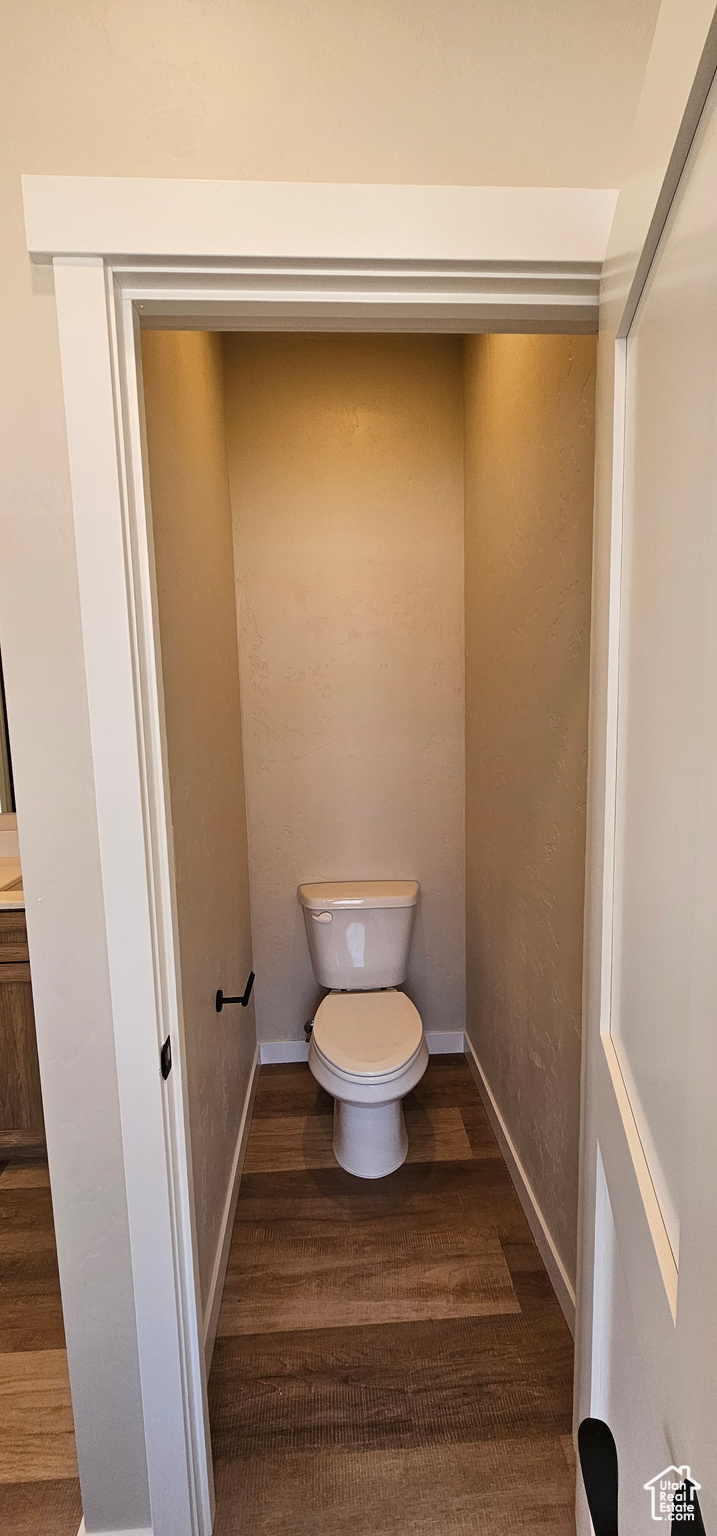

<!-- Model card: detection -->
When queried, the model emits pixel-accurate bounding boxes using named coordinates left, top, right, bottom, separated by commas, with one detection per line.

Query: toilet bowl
left=298, top=879, right=428, bottom=1178
left=308, top=989, right=429, bottom=1178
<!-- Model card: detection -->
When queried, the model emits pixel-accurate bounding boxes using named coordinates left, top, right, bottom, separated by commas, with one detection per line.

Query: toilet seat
left=308, top=987, right=428, bottom=1176
left=312, top=988, right=423, bottom=1080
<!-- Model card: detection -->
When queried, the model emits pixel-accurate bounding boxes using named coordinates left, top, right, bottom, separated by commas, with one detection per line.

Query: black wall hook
left=216, top=971, right=255, bottom=1013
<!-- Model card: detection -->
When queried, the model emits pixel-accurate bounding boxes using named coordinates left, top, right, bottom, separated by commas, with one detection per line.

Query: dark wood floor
left=210, top=1054, right=577, bottom=1534
left=0, top=1158, right=81, bottom=1536
left=0, top=1058, right=576, bottom=1533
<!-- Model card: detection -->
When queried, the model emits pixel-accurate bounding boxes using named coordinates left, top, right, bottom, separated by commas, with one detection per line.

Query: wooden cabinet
left=0, top=911, right=45, bottom=1153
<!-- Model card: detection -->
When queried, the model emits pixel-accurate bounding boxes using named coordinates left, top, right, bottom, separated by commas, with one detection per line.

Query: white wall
left=224, top=334, right=465, bottom=1044
left=141, top=330, right=256, bottom=1315
left=464, top=333, right=596, bottom=1286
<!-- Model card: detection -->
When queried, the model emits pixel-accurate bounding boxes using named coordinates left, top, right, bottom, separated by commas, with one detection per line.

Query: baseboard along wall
left=463, top=1032, right=576, bottom=1335
left=260, top=1038, right=309, bottom=1063
left=76, top=1524, right=152, bottom=1536
left=260, top=1030, right=465, bottom=1065
left=425, top=1030, right=465, bottom=1054
left=202, top=1042, right=261, bottom=1371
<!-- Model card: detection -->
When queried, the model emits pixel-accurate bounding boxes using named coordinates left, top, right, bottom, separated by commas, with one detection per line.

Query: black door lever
left=216, top=971, right=255, bottom=1013
left=578, top=1418, right=706, bottom=1536
left=578, top=1419, right=619, bottom=1536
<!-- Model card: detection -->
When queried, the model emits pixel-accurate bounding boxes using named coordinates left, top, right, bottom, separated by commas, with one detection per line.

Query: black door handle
left=216, top=971, right=255, bottom=1013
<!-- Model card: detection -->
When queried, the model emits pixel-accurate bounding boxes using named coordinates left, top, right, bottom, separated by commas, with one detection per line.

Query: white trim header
left=23, top=177, right=618, bottom=264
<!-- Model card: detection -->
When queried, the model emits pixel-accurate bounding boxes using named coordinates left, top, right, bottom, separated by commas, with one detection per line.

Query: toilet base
left=333, top=1097, right=408, bottom=1179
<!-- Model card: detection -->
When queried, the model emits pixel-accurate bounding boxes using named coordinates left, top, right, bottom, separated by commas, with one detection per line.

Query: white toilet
left=298, top=880, right=428, bottom=1178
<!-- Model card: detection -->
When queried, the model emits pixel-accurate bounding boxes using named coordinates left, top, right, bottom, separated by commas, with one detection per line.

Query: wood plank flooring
left=0, top=1157, right=81, bottom=1536
left=210, top=1055, right=577, bottom=1534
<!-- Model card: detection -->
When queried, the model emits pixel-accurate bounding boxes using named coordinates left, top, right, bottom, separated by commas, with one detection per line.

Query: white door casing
left=576, top=3, right=717, bottom=1532
left=52, top=258, right=214, bottom=1536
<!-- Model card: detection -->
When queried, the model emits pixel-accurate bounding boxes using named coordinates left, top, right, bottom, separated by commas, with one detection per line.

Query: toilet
left=298, top=880, right=428, bottom=1178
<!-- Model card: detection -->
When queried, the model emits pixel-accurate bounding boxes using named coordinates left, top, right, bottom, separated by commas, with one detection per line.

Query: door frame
left=22, top=178, right=610, bottom=1536
left=15, top=142, right=700, bottom=1533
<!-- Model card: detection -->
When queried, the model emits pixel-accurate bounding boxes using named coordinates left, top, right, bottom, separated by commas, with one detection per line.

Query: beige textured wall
left=141, top=330, right=255, bottom=1313
left=4, top=0, right=659, bottom=189
left=224, top=334, right=465, bottom=1043
left=464, top=333, right=596, bottom=1284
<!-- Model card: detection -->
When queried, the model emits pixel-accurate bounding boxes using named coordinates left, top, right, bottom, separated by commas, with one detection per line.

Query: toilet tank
left=298, top=880, right=420, bottom=990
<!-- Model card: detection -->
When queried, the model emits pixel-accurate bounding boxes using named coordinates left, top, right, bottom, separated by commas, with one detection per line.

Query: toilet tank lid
left=298, top=880, right=420, bottom=911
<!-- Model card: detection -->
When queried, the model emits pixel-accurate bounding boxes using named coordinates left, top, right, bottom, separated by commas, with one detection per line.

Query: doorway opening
left=140, top=328, right=594, bottom=1532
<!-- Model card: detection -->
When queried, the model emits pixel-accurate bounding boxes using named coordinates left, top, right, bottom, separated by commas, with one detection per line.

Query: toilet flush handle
left=312, top=911, right=333, bottom=923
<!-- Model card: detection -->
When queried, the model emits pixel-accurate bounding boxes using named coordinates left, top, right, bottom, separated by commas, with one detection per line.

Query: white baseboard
left=202, top=1042, right=260, bottom=1371
left=463, top=1032, right=576, bottom=1335
left=77, top=1525, right=151, bottom=1536
left=260, top=1038, right=309, bottom=1063
left=260, top=1030, right=465, bottom=1063
left=426, top=1030, right=465, bottom=1054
